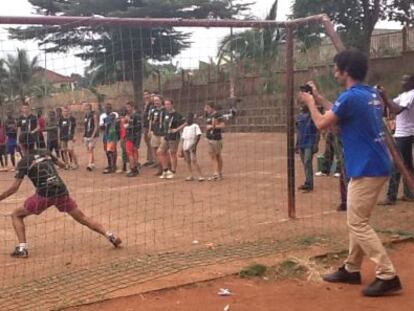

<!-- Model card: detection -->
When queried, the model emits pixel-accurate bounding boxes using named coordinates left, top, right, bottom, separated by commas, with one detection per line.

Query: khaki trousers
left=344, top=177, right=396, bottom=280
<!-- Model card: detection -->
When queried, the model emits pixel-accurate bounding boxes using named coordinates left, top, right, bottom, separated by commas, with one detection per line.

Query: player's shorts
left=159, top=138, right=179, bottom=153
left=150, top=133, right=162, bottom=148
left=126, top=139, right=140, bottom=157
left=106, top=140, right=118, bottom=152
left=184, top=149, right=198, bottom=164
left=7, top=138, right=17, bottom=154
left=24, top=193, right=77, bottom=215
left=61, top=140, right=74, bottom=150
left=208, top=139, right=223, bottom=156
left=83, top=137, right=97, bottom=150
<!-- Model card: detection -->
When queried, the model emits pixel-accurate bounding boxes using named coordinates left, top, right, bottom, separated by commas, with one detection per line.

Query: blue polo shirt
left=332, top=84, right=391, bottom=178
left=296, top=112, right=318, bottom=149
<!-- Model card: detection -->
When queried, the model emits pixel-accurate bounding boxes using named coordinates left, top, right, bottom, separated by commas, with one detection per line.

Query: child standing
left=0, top=120, right=7, bottom=171
left=296, top=105, right=319, bottom=193
left=181, top=113, right=204, bottom=181
left=103, top=112, right=120, bottom=174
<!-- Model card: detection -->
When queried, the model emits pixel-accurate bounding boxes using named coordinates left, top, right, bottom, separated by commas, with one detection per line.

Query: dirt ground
left=0, top=132, right=412, bottom=290
left=69, top=242, right=414, bottom=311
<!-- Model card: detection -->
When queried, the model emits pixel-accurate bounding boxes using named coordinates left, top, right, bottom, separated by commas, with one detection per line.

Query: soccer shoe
left=143, top=161, right=154, bottom=167
left=401, top=196, right=414, bottom=202
left=103, top=168, right=113, bottom=174
left=298, top=184, right=310, bottom=190
left=185, top=176, right=194, bottom=181
left=127, top=170, right=139, bottom=177
left=198, top=177, right=206, bottom=182
left=160, top=172, right=167, bottom=179
left=10, top=247, right=29, bottom=259
left=208, top=175, right=220, bottom=181
left=322, top=266, right=361, bottom=284
left=108, top=234, right=122, bottom=248
left=315, top=171, right=327, bottom=177
left=362, top=276, right=402, bottom=297
left=333, top=173, right=341, bottom=178
left=337, top=203, right=347, bottom=211
left=377, top=198, right=396, bottom=206
left=86, top=164, right=95, bottom=172
left=166, top=170, right=175, bottom=179
left=70, top=164, right=79, bottom=170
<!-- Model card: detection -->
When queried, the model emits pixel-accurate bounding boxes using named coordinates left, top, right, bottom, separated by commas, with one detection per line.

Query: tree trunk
left=131, top=53, right=144, bottom=110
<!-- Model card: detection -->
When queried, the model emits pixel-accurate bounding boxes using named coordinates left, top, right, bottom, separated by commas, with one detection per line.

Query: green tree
left=292, top=0, right=386, bottom=54
left=0, top=60, right=10, bottom=105
left=5, top=49, right=39, bottom=104
left=10, top=0, right=251, bottom=105
left=386, top=0, right=414, bottom=27
left=217, top=0, right=282, bottom=64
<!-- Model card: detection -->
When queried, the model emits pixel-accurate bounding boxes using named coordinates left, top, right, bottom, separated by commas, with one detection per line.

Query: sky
left=0, top=0, right=402, bottom=76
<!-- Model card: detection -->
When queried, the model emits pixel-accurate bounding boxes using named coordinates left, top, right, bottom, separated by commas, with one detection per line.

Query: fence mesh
left=0, top=16, right=412, bottom=310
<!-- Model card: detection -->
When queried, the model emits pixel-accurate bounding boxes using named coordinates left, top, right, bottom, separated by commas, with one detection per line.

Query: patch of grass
left=297, top=236, right=322, bottom=246
left=277, top=259, right=308, bottom=279
left=239, top=264, right=267, bottom=278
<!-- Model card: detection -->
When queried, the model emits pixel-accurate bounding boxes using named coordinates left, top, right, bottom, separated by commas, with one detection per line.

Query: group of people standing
left=0, top=91, right=227, bottom=182
left=296, top=74, right=414, bottom=211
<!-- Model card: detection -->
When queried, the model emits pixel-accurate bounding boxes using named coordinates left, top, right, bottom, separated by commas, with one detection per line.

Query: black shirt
left=206, top=112, right=224, bottom=141
left=17, top=115, right=38, bottom=133
left=16, top=150, right=68, bottom=198
left=84, top=112, right=98, bottom=138
left=59, top=116, right=76, bottom=141
left=143, top=102, right=153, bottom=129
left=149, top=107, right=165, bottom=136
left=46, top=119, right=59, bottom=142
left=126, top=111, right=142, bottom=142
left=5, top=118, right=18, bottom=139
left=163, top=111, right=184, bottom=141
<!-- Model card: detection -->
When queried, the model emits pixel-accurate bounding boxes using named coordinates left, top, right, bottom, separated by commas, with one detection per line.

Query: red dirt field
left=0, top=131, right=412, bottom=294
left=69, top=242, right=414, bottom=311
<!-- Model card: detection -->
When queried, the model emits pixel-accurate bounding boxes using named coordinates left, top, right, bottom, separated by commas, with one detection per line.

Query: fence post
left=402, top=26, right=408, bottom=53
left=286, top=26, right=296, bottom=219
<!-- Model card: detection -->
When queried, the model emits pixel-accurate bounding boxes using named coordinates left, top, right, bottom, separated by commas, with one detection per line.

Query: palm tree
left=217, top=0, right=283, bottom=65
left=0, top=59, right=10, bottom=105
left=6, top=49, right=39, bottom=103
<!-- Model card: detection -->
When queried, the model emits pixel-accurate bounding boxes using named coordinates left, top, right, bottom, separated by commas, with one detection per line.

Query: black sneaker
left=362, top=276, right=402, bottom=297
left=298, top=184, right=312, bottom=191
left=143, top=161, right=154, bottom=167
left=127, top=169, right=139, bottom=177
left=103, top=168, right=112, bottom=174
left=322, top=266, right=361, bottom=284
left=337, top=203, right=347, bottom=211
left=10, top=247, right=29, bottom=259
left=108, top=234, right=122, bottom=248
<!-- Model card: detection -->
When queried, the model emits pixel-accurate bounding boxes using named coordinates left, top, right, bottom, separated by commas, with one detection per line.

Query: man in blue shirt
left=299, top=49, right=401, bottom=297
left=296, top=105, right=319, bottom=192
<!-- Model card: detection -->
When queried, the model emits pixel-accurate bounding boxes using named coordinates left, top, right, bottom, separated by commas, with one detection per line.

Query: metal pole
left=0, top=14, right=328, bottom=29
left=321, top=15, right=345, bottom=52
left=286, top=26, right=296, bottom=219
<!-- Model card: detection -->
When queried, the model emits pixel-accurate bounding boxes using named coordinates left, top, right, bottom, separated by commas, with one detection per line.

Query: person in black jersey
left=5, top=110, right=18, bottom=171
left=83, top=103, right=99, bottom=171
left=124, top=102, right=142, bottom=177
left=45, top=110, right=60, bottom=158
left=17, top=102, right=39, bottom=147
left=58, top=106, right=78, bottom=170
left=158, top=99, right=186, bottom=180
left=0, top=133, right=122, bottom=258
left=204, top=101, right=225, bottom=181
left=148, top=95, right=165, bottom=175
left=142, top=90, right=155, bottom=166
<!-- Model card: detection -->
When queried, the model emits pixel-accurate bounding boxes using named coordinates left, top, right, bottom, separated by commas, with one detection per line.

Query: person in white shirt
left=181, top=113, right=204, bottom=182
left=378, top=74, right=414, bottom=205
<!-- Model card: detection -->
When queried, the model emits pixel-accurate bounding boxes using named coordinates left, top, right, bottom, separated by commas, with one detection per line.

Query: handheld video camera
left=299, top=84, right=313, bottom=95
